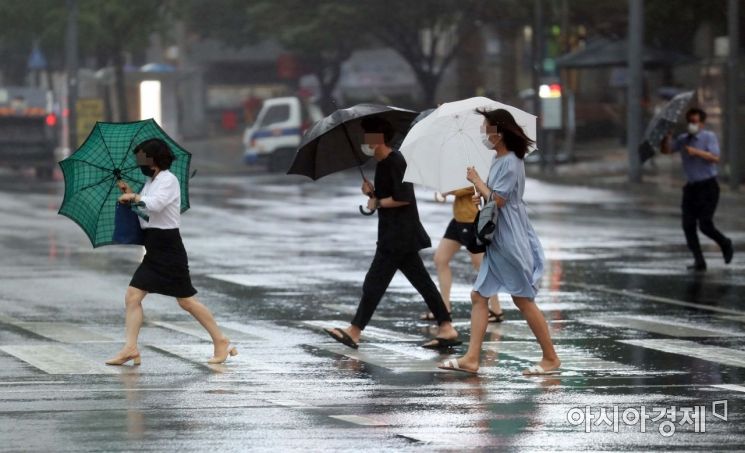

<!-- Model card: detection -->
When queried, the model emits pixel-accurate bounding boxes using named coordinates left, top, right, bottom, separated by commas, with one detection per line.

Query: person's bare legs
left=440, top=290, right=489, bottom=372
left=512, top=296, right=560, bottom=373
left=433, top=238, right=461, bottom=313
left=470, top=253, right=502, bottom=316
left=177, top=296, right=232, bottom=359
left=106, top=286, right=147, bottom=364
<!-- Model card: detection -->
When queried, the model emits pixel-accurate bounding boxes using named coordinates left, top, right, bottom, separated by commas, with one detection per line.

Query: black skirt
left=129, top=228, right=197, bottom=298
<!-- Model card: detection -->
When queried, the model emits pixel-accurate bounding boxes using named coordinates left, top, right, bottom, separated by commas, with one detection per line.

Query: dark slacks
left=351, top=248, right=451, bottom=329
left=681, top=177, right=729, bottom=264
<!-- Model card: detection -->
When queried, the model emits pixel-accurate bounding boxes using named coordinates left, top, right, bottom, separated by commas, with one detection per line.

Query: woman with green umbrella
left=105, top=138, right=237, bottom=366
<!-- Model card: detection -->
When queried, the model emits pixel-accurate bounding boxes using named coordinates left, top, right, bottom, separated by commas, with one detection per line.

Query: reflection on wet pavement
left=0, top=173, right=743, bottom=450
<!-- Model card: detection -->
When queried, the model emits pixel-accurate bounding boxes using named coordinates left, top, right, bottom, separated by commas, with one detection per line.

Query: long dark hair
left=475, top=108, right=534, bottom=159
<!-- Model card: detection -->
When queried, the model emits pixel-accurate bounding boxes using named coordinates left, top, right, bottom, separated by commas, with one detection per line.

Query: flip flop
left=324, top=327, right=359, bottom=350
left=522, top=364, right=560, bottom=376
left=421, top=337, right=463, bottom=350
left=437, top=358, right=478, bottom=375
left=488, top=309, right=505, bottom=323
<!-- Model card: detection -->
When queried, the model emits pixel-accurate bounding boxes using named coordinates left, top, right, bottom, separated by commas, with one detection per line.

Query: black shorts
left=443, top=219, right=476, bottom=247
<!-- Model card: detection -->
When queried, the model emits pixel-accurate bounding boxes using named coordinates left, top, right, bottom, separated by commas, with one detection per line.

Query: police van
left=242, top=96, right=323, bottom=172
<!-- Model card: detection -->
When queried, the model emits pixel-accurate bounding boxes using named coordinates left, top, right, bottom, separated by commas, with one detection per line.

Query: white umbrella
left=400, top=97, right=537, bottom=193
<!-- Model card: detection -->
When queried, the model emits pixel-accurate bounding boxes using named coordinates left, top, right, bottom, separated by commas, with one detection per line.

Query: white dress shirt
left=138, top=170, right=181, bottom=229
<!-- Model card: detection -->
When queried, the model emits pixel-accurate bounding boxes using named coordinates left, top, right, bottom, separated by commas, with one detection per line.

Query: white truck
left=242, top=96, right=323, bottom=172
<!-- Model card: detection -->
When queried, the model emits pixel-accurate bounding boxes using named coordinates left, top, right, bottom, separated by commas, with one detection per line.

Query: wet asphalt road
left=0, top=166, right=744, bottom=452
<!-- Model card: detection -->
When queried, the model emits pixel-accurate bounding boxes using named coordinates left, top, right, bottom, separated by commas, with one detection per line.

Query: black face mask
left=139, top=165, right=155, bottom=177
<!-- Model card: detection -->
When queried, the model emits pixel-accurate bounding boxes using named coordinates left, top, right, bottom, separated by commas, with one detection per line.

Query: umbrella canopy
left=400, top=97, right=536, bottom=193
left=58, top=119, right=192, bottom=247
left=287, top=103, right=417, bottom=180
left=555, top=38, right=697, bottom=69
left=638, top=90, right=694, bottom=163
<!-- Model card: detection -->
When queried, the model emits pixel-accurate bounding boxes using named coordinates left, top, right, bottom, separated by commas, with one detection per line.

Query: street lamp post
left=727, top=0, right=740, bottom=190
left=626, top=0, right=643, bottom=183
left=65, top=0, right=79, bottom=148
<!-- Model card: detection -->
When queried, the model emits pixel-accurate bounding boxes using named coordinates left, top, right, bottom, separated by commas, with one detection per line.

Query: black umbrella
left=638, top=90, right=694, bottom=163
left=287, top=103, right=417, bottom=214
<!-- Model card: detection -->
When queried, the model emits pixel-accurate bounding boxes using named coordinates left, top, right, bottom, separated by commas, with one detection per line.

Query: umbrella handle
left=359, top=190, right=376, bottom=216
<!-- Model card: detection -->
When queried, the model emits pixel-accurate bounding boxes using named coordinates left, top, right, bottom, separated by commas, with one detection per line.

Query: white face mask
left=360, top=144, right=376, bottom=157
left=687, top=123, right=700, bottom=135
left=481, top=132, right=495, bottom=149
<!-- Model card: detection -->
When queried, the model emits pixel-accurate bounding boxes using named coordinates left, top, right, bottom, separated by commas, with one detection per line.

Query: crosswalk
left=1, top=313, right=744, bottom=377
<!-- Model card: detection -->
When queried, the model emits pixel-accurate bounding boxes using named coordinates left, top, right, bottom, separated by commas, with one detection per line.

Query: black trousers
left=351, top=248, right=452, bottom=330
left=681, top=177, right=729, bottom=264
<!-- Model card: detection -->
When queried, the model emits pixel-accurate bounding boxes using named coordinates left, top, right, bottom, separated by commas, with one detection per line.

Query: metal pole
left=626, top=0, right=643, bottom=183
left=533, top=0, right=545, bottom=168
left=727, top=0, right=740, bottom=190
left=65, top=0, right=79, bottom=148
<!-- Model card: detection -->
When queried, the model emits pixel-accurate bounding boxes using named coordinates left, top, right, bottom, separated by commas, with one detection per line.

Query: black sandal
left=421, top=337, right=463, bottom=350
left=324, top=327, right=359, bottom=349
left=488, top=309, right=505, bottom=323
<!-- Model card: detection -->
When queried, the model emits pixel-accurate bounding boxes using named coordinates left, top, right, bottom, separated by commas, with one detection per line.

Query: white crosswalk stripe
left=0, top=345, right=117, bottom=375
left=578, top=315, right=745, bottom=337
left=483, top=341, right=647, bottom=374
left=0, top=315, right=113, bottom=343
left=620, top=339, right=745, bottom=368
left=302, top=320, right=422, bottom=342
left=148, top=320, right=264, bottom=342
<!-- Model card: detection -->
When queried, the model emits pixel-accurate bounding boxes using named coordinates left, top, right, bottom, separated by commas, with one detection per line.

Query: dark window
left=259, top=105, right=290, bottom=127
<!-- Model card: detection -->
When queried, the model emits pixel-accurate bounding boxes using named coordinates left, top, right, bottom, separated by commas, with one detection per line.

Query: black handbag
left=113, top=203, right=145, bottom=245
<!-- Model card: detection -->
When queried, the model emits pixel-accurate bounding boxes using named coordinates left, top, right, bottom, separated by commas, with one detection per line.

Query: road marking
left=567, top=283, right=745, bottom=316
left=711, top=384, right=745, bottom=393
left=313, top=342, right=440, bottom=373
left=265, top=399, right=318, bottom=409
left=0, top=345, right=117, bottom=375
left=0, top=315, right=113, bottom=343
left=302, top=320, right=422, bottom=342
left=452, top=320, right=590, bottom=340
left=621, top=339, right=745, bottom=368
left=146, top=344, right=233, bottom=370
left=329, top=414, right=389, bottom=426
left=148, top=320, right=263, bottom=342
left=483, top=341, right=643, bottom=373
left=322, top=303, right=391, bottom=320
left=578, top=315, right=745, bottom=337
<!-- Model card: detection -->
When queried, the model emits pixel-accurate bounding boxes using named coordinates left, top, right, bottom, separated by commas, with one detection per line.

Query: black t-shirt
left=374, top=150, right=431, bottom=255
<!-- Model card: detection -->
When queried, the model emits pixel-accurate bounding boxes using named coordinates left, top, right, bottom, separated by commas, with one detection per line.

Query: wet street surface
left=0, top=170, right=744, bottom=451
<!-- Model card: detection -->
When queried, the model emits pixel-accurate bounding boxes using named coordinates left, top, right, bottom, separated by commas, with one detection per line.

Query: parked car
left=242, top=96, right=323, bottom=172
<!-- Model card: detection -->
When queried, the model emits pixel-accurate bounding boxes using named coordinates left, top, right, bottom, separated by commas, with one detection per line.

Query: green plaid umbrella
left=58, top=119, right=192, bottom=247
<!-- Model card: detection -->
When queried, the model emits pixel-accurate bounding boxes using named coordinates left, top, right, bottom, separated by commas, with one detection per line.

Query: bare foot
left=436, top=322, right=459, bottom=341
left=213, top=337, right=230, bottom=357
left=343, top=327, right=361, bottom=344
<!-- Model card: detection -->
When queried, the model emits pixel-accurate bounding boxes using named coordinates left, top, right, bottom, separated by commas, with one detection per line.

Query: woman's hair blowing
left=475, top=108, right=534, bottom=159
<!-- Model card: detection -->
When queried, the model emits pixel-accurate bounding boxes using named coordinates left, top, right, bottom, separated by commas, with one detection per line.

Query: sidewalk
left=526, top=138, right=745, bottom=210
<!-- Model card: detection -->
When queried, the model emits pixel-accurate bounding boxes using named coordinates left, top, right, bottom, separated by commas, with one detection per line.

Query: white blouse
left=138, top=170, right=181, bottom=229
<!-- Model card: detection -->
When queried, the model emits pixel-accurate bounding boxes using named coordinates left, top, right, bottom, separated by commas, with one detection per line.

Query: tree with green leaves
left=0, top=0, right=63, bottom=85
left=357, top=0, right=490, bottom=107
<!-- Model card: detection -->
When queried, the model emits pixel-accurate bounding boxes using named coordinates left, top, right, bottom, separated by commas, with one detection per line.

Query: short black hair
left=360, top=117, right=395, bottom=146
left=133, top=138, right=174, bottom=170
left=686, top=107, right=707, bottom=123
